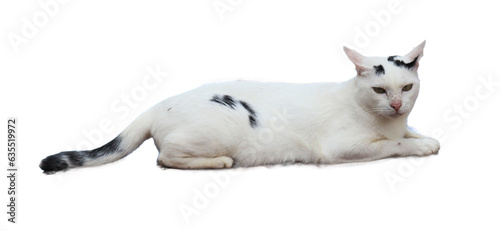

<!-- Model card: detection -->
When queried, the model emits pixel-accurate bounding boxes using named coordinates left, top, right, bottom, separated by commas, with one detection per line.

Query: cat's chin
left=389, top=114, right=402, bottom=118
left=386, top=112, right=406, bottom=119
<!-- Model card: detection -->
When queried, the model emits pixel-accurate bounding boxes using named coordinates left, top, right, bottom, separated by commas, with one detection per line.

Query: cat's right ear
left=343, top=46, right=371, bottom=76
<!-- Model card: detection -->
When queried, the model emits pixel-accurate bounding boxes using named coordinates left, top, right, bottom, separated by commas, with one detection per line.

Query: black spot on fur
left=210, top=95, right=259, bottom=128
left=387, top=55, right=419, bottom=70
left=239, top=101, right=256, bottom=116
left=374, top=65, right=385, bottom=75
left=222, top=95, right=237, bottom=108
left=240, top=100, right=258, bottom=128
left=403, top=56, right=419, bottom=69
left=210, top=95, right=237, bottom=109
left=248, top=115, right=257, bottom=128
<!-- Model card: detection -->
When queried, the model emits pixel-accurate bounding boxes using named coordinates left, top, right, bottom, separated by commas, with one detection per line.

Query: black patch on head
left=387, top=55, right=419, bottom=70
left=404, top=56, right=419, bottom=69
left=239, top=100, right=258, bottom=128
left=373, top=65, right=385, bottom=75
left=210, top=95, right=237, bottom=109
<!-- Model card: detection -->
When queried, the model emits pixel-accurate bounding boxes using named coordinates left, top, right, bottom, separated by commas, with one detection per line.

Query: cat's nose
left=390, top=101, right=402, bottom=112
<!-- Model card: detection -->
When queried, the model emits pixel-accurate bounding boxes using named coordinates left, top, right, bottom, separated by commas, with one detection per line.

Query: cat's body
left=40, top=41, right=440, bottom=173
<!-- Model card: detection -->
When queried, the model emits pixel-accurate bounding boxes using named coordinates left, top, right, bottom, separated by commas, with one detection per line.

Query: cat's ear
left=402, top=40, right=426, bottom=71
left=344, top=46, right=371, bottom=76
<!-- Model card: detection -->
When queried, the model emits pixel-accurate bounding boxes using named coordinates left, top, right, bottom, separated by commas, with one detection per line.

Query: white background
left=1, top=0, right=499, bottom=230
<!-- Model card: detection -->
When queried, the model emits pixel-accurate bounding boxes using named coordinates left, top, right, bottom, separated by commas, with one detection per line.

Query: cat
left=40, top=41, right=440, bottom=174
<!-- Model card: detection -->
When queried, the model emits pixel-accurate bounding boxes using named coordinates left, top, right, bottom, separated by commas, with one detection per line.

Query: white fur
left=112, top=41, right=440, bottom=169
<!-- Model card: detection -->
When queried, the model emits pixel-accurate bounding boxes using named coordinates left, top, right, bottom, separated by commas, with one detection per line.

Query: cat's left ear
left=344, top=46, right=371, bottom=76
left=402, top=40, right=426, bottom=71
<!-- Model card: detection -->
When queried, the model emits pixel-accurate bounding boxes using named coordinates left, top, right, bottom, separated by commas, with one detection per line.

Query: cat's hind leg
left=155, top=133, right=235, bottom=169
left=157, top=154, right=233, bottom=169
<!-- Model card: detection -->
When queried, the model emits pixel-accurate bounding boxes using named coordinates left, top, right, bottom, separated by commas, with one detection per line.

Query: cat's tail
left=39, top=110, right=155, bottom=174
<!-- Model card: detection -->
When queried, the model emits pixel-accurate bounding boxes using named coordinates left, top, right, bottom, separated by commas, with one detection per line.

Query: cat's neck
left=374, top=114, right=409, bottom=139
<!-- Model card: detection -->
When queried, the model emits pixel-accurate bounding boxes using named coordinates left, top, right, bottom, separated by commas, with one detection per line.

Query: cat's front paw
left=414, top=138, right=440, bottom=156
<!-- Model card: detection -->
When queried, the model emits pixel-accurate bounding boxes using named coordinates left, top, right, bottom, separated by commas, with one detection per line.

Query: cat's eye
left=372, top=87, right=387, bottom=94
left=402, top=84, right=413, bottom=92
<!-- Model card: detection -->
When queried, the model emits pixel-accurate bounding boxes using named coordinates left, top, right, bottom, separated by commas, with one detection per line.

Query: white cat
left=40, top=41, right=440, bottom=173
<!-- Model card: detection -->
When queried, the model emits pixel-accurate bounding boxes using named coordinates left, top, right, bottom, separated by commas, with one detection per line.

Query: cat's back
left=150, top=79, right=344, bottom=133
left=171, top=80, right=340, bottom=105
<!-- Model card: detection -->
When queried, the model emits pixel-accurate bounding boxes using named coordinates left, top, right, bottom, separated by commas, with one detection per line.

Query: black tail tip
left=40, top=155, right=69, bottom=174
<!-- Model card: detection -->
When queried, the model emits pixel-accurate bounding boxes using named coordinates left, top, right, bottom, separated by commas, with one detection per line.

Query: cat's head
left=344, top=41, right=425, bottom=118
